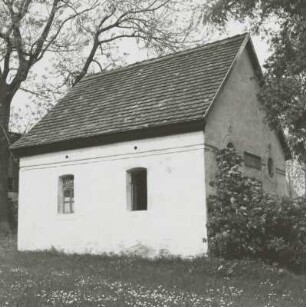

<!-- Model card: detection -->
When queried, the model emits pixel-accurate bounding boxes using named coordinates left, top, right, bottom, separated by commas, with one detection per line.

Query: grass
left=0, top=235, right=305, bottom=307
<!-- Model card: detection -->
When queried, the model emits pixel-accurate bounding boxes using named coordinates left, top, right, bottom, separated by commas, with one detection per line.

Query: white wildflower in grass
left=0, top=236, right=305, bottom=307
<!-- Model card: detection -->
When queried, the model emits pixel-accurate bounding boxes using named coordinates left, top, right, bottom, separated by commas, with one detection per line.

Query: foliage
left=203, top=0, right=306, bottom=164
left=286, top=159, right=306, bottom=197
left=207, top=148, right=306, bottom=271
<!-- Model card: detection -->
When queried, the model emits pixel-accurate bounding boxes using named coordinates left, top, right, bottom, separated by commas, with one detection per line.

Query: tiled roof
left=12, top=33, right=248, bottom=150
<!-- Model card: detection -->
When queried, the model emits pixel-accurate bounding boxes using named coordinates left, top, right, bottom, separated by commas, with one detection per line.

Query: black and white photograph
left=0, top=0, right=305, bottom=306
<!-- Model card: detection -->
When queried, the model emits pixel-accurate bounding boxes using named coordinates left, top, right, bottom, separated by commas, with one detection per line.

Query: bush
left=207, top=148, right=306, bottom=272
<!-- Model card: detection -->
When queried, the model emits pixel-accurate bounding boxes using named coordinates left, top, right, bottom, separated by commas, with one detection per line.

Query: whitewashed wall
left=204, top=47, right=288, bottom=197
left=18, top=131, right=207, bottom=258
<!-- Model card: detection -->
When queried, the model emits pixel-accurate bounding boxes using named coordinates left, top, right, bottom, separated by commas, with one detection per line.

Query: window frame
left=126, top=168, right=148, bottom=211
left=244, top=152, right=262, bottom=170
left=58, top=174, right=75, bottom=214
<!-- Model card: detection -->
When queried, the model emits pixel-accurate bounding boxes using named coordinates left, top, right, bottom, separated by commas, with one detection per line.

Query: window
left=226, top=142, right=235, bottom=150
left=127, top=168, right=147, bottom=211
left=58, top=175, right=74, bottom=214
left=268, top=157, right=274, bottom=177
left=244, top=152, right=261, bottom=170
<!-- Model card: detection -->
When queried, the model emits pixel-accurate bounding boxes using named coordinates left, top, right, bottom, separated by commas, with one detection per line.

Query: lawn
left=0, top=236, right=305, bottom=307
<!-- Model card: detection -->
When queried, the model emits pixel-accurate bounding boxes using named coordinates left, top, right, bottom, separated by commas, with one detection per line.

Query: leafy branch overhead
left=0, top=0, right=198, bottom=99
left=203, top=0, right=306, bottom=163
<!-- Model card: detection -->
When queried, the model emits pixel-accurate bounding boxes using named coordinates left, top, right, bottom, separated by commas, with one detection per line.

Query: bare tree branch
left=30, top=0, right=61, bottom=61
left=36, top=3, right=99, bottom=61
left=72, top=36, right=100, bottom=86
left=20, top=86, right=50, bottom=100
left=98, top=33, right=138, bottom=45
left=92, top=59, right=103, bottom=71
left=98, top=7, right=117, bottom=28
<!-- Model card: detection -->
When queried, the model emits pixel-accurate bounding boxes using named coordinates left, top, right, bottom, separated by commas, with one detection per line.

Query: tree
left=202, top=0, right=306, bottom=195
left=287, top=159, right=305, bottom=197
left=0, top=0, right=201, bottom=232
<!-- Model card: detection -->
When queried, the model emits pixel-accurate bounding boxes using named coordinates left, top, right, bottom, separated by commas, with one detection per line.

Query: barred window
left=58, top=175, right=74, bottom=214
left=244, top=152, right=262, bottom=170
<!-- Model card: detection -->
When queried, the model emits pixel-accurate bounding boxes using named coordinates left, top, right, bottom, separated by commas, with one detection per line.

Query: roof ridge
left=81, top=33, right=249, bottom=83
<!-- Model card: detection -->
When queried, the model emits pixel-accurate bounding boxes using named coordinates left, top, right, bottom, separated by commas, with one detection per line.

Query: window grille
left=58, top=175, right=74, bottom=214
left=244, top=152, right=261, bottom=170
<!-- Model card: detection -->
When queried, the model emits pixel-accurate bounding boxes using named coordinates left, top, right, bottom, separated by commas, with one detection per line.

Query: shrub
left=207, top=148, right=306, bottom=271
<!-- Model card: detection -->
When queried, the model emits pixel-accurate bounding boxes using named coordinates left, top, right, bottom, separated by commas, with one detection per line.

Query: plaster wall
left=205, top=47, right=287, bottom=196
left=18, top=131, right=207, bottom=257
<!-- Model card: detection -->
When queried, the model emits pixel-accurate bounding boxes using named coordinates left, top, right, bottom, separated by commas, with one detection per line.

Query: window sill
left=55, top=214, right=77, bottom=221
left=129, top=210, right=148, bottom=213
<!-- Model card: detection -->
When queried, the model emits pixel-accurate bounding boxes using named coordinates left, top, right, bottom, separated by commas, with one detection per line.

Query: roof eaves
left=246, top=38, right=291, bottom=159
left=11, top=119, right=205, bottom=157
left=203, top=33, right=250, bottom=123
left=246, top=36, right=264, bottom=79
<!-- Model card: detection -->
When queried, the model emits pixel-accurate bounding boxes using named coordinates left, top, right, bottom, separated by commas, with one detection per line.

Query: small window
left=127, top=168, right=147, bottom=211
left=227, top=142, right=235, bottom=150
left=268, top=157, right=274, bottom=177
left=58, top=175, right=74, bottom=214
left=244, top=152, right=262, bottom=170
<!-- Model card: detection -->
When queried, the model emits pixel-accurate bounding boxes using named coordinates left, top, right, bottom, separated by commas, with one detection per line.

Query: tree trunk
left=304, top=162, right=306, bottom=197
left=0, top=83, right=13, bottom=233
left=287, top=162, right=293, bottom=198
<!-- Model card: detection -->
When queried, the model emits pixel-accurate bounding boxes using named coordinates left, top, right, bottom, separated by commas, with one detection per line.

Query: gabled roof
left=12, top=34, right=251, bottom=154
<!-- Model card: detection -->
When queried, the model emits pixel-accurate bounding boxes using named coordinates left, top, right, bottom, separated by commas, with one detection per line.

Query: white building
left=12, top=34, right=289, bottom=257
